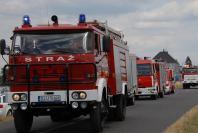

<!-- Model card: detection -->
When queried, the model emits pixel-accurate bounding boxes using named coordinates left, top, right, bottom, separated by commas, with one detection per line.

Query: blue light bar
left=23, top=15, right=31, bottom=25
left=79, top=14, right=86, bottom=23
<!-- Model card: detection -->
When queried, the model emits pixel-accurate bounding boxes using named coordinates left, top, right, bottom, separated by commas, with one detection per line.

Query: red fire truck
left=164, top=68, right=175, bottom=94
left=0, top=15, right=135, bottom=133
left=182, top=65, right=198, bottom=89
left=136, top=58, right=166, bottom=99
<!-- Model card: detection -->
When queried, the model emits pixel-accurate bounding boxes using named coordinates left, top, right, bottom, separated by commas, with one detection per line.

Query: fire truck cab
left=136, top=58, right=166, bottom=99
left=0, top=15, right=134, bottom=133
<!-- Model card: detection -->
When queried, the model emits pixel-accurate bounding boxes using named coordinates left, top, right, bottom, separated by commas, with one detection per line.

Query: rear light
left=0, top=104, right=3, bottom=108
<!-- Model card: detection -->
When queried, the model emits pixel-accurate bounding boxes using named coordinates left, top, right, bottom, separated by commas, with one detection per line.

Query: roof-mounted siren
left=79, top=14, right=86, bottom=23
left=144, top=57, right=150, bottom=60
left=51, top=15, right=58, bottom=25
left=155, top=58, right=164, bottom=62
left=22, top=15, right=32, bottom=28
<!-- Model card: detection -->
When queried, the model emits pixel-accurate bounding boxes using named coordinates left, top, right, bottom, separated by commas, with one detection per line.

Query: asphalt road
left=0, top=88, right=198, bottom=133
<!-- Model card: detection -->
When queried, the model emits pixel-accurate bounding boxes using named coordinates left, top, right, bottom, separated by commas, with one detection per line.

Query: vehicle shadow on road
left=183, top=87, right=198, bottom=90
left=31, top=116, right=114, bottom=133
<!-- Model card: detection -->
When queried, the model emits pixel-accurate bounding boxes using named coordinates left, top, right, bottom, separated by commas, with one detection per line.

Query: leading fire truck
left=0, top=14, right=135, bottom=133
left=136, top=58, right=166, bottom=99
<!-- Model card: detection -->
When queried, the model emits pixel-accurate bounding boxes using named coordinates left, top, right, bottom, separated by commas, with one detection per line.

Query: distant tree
left=185, top=56, right=192, bottom=67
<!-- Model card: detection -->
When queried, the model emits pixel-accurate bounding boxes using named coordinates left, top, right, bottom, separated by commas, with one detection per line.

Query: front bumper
left=8, top=90, right=98, bottom=109
left=136, top=87, right=158, bottom=96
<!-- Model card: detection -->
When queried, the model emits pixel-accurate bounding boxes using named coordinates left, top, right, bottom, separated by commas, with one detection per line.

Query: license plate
left=38, top=95, right=61, bottom=102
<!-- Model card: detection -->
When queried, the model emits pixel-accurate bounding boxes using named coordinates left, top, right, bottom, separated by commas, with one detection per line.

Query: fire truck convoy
left=182, top=66, right=198, bottom=89
left=0, top=15, right=136, bottom=133
left=136, top=58, right=166, bottom=99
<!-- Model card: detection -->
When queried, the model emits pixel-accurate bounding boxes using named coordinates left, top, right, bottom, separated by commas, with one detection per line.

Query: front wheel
left=14, top=109, right=33, bottom=133
left=90, top=94, right=108, bottom=133
left=151, top=95, right=157, bottom=100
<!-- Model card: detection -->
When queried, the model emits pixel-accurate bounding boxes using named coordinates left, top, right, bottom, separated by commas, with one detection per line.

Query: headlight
left=72, top=92, right=79, bottom=99
left=72, top=92, right=87, bottom=99
left=20, top=103, right=27, bottom=110
left=80, top=102, right=87, bottom=109
left=20, top=94, right=27, bottom=101
left=12, top=94, right=20, bottom=101
left=79, top=92, right=87, bottom=99
left=71, top=102, right=79, bottom=109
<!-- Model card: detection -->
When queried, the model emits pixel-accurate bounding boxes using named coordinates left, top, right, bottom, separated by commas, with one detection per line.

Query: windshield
left=183, top=68, right=198, bottom=73
left=137, top=64, right=152, bottom=76
left=12, top=32, right=94, bottom=55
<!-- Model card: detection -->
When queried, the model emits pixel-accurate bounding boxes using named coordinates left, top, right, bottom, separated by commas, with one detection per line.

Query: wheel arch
left=96, top=78, right=107, bottom=102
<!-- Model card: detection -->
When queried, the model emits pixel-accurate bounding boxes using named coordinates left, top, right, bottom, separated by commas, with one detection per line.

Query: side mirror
left=102, top=35, right=110, bottom=52
left=4, top=46, right=11, bottom=55
left=0, top=39, right=6, bottom=55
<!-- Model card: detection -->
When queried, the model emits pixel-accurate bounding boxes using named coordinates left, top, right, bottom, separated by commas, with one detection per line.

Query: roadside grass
left=163, top=105, right=198, bottom=133
left=175, top=81, right=183, bottom=89
left=0, top=116, right=13, bottom=122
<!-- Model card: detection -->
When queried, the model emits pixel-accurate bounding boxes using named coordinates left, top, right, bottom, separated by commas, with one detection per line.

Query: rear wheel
left=14, top=109, right=33, bottom=133
left=127, top=94, right=135, bottom=106
left=115, top=94, right=126, bottom=121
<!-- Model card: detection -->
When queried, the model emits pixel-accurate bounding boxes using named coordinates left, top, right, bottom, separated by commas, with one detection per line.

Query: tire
left=90, top=94, right=107, bottom=133
left=159, top=88, right=164, bottom=98
left=135, top=95, right=139, bottom=100
left=151, top=95, right=157, bottom=100
left=171, top=87, right=175, bottom=94
left=183, top=84, right=189, bottom=89
left=127, top=95, right=135, bottom=106
left=183, top=84, right=186, bottom=89
left=115, top=94, right=126, bottom=121
left=14, top=109, right=33, bottom=133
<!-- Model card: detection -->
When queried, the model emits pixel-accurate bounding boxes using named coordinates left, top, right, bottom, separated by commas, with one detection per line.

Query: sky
left=0, top=0, right=198, bottom=68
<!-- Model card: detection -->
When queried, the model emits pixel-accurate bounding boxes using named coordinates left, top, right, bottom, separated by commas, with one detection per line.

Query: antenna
left=45, top=3, right=50, bottom=25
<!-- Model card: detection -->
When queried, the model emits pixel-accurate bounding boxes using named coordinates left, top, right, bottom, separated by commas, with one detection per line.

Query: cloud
left=0, top=0, right=198, bottom=66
